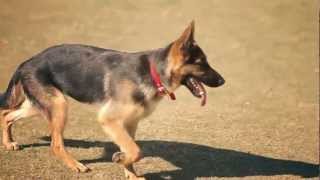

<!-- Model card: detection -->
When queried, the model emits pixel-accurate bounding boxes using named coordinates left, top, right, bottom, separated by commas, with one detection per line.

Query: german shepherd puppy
left=0, top=21, right=224, bottom=179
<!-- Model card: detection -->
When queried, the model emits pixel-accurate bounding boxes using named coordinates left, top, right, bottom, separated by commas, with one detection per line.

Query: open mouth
left=184, top=76, right=207, bottom=106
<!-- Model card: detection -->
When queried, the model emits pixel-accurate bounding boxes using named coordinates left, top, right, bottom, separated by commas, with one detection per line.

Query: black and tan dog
left=0, top=21, right=224, bottom=179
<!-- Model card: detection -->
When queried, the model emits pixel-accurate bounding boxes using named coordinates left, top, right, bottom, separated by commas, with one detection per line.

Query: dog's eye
left=194, top=59, right=202, bottom=64
left=186, top=58, right=202, bottom=65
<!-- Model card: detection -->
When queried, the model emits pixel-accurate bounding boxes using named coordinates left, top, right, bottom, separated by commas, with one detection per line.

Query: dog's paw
left=4, top=142, right=20, bottom=151
left=112, top=151, right=126, bottom=164
left=71, top=162, right=90, bottom=173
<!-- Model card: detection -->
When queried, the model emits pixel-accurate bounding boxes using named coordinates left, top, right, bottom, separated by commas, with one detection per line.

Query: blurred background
left=0, top=0, right=318, bottom=179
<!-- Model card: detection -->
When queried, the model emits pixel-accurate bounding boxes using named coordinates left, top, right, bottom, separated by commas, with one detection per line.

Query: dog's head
left=167, top=21, right=225, bottom=105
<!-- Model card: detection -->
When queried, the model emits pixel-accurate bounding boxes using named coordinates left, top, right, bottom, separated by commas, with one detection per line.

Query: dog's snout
left=218, top=78, right=225, bottom=86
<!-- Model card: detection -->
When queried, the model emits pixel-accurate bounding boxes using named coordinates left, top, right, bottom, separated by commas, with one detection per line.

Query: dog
left=0, top=21, right=224, bottom=179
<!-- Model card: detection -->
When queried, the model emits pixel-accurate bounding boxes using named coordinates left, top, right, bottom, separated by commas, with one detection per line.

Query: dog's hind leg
left=0, top=81, right=35, bottom=150
left=1, top=99, right=39, bottom=150
left=1, top=110, right=20, bottom=150
left=22, top=78, right=89, bottom=172
left=46, top=90, right=89, bottom=173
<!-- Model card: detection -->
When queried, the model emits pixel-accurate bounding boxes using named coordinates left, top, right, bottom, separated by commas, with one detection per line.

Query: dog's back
left=4, top=44, right=164, bottom=107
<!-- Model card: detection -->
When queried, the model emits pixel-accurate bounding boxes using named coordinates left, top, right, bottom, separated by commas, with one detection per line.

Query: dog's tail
left=0, top=69, right=24, bottom=110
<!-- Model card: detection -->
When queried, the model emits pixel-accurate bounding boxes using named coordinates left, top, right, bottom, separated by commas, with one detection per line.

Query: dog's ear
left=169, top=20, right=195, bottom=57
left=175, top=20, right=195, bottom=52
left=167, top=21, right=195, bottom=72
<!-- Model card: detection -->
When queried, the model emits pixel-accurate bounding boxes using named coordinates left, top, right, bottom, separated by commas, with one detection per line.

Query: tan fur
left=1, top=84, right=89, bottom=172
left=44, top=88, right=89, bottom=172
left=1, top=83, right=38, bottom=150
left=98, top=99, right=144, bottom=179
left=117, top=80, right=137, bottom=102
left=167, top=21, right=195, bottom=91
left=179, top=64, right=205, bottom=77
left=97, top=80, right=151, bottom=179
left=6, top=82, right=25, bottom=109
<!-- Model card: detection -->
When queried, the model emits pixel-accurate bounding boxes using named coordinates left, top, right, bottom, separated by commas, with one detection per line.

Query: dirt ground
left=0, top=0, right=318, bottom=179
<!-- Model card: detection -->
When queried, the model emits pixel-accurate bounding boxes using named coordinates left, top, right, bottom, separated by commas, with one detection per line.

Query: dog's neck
left=148, top=43, right=174, bottom=90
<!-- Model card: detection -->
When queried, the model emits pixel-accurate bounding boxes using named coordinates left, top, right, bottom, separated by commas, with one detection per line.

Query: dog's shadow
left=23, top=136, right=318, bottom=179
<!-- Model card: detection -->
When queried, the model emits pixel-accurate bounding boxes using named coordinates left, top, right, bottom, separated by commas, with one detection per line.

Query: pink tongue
left=197, top=82, right=207, bottom=106
left=186, top=77, right=207, bottom=106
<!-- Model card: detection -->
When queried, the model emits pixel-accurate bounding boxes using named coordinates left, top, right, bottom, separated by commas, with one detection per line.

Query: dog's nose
left=218, top=78, right=225, bottom=86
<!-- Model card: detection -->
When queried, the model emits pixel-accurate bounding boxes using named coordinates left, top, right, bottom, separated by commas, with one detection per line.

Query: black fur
left=0, top=44, right=170, bottom=106
left=0, top=93, right=6, bottom=108
left=132, top=89, right=146, bottom=105
left=0, top=38, right=224, bottom=109
left=0, top=69, right=21, bottom=109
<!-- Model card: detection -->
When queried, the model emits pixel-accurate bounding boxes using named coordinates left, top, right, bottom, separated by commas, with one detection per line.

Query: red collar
left=149, top=60, right=176, bottom=100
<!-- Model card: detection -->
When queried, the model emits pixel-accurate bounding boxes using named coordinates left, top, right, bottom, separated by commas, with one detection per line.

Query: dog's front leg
left=98, top=102, right=144, bottom=180
left=100, top=120, right=144, bottom=179
left=122, top=119, right=142, bottom=179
